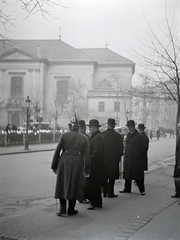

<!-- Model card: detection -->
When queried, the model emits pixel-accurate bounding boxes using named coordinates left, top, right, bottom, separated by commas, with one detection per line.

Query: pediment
left=0, top=48, right=39, bottom=60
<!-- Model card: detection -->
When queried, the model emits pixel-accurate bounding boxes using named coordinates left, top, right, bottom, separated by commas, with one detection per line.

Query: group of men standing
left=51, top=117, right=149, bottom=217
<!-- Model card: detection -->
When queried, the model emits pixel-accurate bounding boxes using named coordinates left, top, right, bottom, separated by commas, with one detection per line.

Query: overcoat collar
left=126, top=129, right=138, bottom=143
left=89, top=130, right=100, bottom=140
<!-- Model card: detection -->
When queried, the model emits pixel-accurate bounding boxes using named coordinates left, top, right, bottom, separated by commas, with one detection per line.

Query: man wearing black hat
left=51, top=116, right=91, bottom=216
left=120, top=120, right=147, bottom=195
left=172, top=123, right=180, bottom=199
left=79, top=120, right=89, bottom=138
left=102, top=118, right=124, bottom=198
left=86, top=119, right=107, bottom=210
left=138, top=123, right=149, bottom=172
left=79, top=120, right=89, bottom=203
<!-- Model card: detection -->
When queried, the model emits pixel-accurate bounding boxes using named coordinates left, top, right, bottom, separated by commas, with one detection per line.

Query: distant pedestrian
left=12, top=123, right=17, bottom=133
left=156, top=128, right=160, bottom=140
left=102, top=118, right=124, bottom=198
left=51, top=116, right=91, bottom=216
left=5, top=124, right=11, bottom=134
left=120, top=120, right=147, bottom=195
left=169, top=129, right=174, bottom=139
left=172, top=123, right=180, bottom=199
left=137, top=124, right=149, bottom=172
left=86, top=119, right=107, bottom=210
left=150, top=129, right=153, bottom=140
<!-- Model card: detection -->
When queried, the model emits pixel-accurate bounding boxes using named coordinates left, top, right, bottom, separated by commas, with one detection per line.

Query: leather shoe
left=119, top=190, right=131, bottom=193
left=108, top=194, right=118, bottom=198
left=56, top=212, right=67, bottom=217
left=68, top=210, right=78, bottom=216
left=171, top=194, right=180, bottom=198
left=87, top=205, right=102, bottom=210
left=141, top=192, right=145, bottom=196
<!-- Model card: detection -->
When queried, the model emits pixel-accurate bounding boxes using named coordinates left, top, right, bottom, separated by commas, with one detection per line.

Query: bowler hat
left=106, top=118, right=116, bottom=126
left=86, top=119, right=101, bottom=127
left=126, top=120, right=136, bottom=127
left=79, top=120, right=86, bottom=127
left=138, top=123, right=146, bottom=129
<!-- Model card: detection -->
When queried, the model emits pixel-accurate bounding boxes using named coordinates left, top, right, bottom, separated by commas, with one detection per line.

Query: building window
left=99, top=102, right=105, bottom=112
left=114, top=102, right=120, bottom=112
left=56, top=79, right=68, bottom=102
left=11, top=77, right=23, bottom=98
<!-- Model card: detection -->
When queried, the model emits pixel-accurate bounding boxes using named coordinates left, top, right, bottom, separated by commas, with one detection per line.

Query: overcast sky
left=1, top=0, right=179, bottom=85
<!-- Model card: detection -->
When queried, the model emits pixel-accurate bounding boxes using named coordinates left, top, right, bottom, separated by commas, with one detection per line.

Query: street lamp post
left=116, top=92, right=119, bottom=126
left=25, top=96, right=31, bottom=150
left=126, top=110, right=130, bottom=121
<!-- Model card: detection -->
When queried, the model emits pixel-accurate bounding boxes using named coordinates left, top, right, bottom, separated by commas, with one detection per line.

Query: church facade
left=0, top=40, right=135, bottom=128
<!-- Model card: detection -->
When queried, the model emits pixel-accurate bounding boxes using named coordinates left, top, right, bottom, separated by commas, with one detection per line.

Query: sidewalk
left=0, top=143, right=57, bottom=155
left=0, top=154, right=179, bottom=240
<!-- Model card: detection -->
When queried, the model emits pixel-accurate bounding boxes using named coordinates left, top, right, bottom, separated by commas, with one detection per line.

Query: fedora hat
left=79, top=120, right=86, bottom=127
left=138, top=123, right=146, bottom=129
left=126, top=120, right=136, bottom=127
left=106, top=118, right=116, bottom=126
left=86, top=119, right=101, bottom=127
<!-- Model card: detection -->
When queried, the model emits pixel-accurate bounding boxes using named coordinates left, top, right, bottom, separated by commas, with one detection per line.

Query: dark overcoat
left=140, top=132, right=149, bottom=171
left=51, top=129, right=91, bottom=201
left=102, top=129, right=124, bottom=179
left=123, top=129, right=146, bottom=180
left=87, top=130, right=107, bottom=187
left=173, top=136, right=180, bottom=178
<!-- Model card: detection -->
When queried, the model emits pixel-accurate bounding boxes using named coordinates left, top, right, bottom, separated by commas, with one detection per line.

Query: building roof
left=0, top=40, right=134, bottom=66
left=79, top=48, right=134, bottom=64
left=0, top=40, right=93, bottom=62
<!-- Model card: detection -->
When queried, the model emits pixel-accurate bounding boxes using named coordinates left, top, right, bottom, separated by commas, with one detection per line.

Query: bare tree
left=47, top=100, right=65, bottom=128
left=134, top=8, right=180, bottom=135
left=64, top=79, right=88, bottom=120
left=0, top=0, right=65, bottom=41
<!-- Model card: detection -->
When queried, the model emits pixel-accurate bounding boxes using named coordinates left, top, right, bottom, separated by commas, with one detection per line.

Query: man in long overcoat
left=51, top=118, right=91, bottom=216
left=86, top=119, right=107, bottom=210
left=79, top=120, right=89, bottom=203
left=102, top=118, right=124, bottom=198
left=172, top=123, right=180, bottom=198
left=137, top=123, right=149, bottom=171
left=120, top=120, right=146, bottom=195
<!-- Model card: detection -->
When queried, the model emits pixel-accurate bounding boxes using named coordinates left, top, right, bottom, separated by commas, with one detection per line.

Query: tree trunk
left=176, top=103, right=180, bottom=140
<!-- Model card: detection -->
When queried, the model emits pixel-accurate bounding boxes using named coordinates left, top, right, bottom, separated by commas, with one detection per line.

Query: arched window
left=11, top=77, right=23, bottom=98
left=11, top=113, right=20, bottom=127
left=98, top=79, right=112, bottom=88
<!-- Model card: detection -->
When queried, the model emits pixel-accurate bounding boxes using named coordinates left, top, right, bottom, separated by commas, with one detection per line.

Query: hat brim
left=86, top=124, right=101, bottom=127
left=126, top=124, right=136, bottom=126
left=106, top=122, right=117, bottom=125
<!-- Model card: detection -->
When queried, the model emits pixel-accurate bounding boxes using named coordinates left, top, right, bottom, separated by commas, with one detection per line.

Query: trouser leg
left=124, top=179, right=132, bottom=192
left=174, top=179, right=180, bottom=195
left=103, top=179, right=108, bottom=197
left=175, top=186, right=180, bottom=195
left=88, top=185, right=102, bottom=207
left=60, top=198, right=66, bottom=214
left=68, top=199, right=76, bottom=213
left=136, top=179, right=145, bottom=193
left=82, top=186, right=88, bottom=200
left=108, top=179, right=115, bottom=196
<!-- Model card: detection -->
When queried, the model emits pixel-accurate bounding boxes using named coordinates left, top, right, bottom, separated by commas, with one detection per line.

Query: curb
left=0, top=148, right=55, bottom=156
